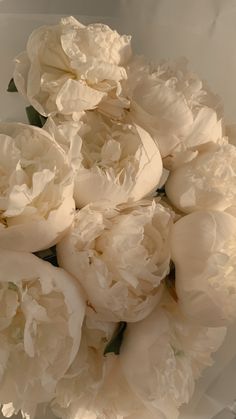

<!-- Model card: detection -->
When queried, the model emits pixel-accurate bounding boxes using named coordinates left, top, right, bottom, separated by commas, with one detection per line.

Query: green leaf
left=8, top=282, right=18, bottom=291
left=156, top=185, right=166, bottom=196
left=104, top=322, right=127, bottom=356
left=34, top=246, right=58, bottom=267
left=25, top=106, right=47, bottom=128
left=7, top=78, right=18, bottom=92
left=171, top=344, right=184, bottom=357
left=165, top=261, right=178, bottom=302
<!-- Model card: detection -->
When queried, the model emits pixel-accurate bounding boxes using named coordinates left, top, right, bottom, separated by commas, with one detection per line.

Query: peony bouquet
left=0, top=15, right=236, bottom=419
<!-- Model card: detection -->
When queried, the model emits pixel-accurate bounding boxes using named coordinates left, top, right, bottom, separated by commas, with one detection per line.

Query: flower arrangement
left=1, top=15, right=235, bottom=419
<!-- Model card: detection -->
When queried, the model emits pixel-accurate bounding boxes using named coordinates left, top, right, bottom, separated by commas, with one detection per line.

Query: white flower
left=165, top=143, right=236, bottom=213
left=14, top=17, right=132, bottom=118
left=171, top=211, right=236, bottom=326
left=52, top=313, right=116, bottom=419
left=46, top=113, right=163, bottom=208
left=0, top=122, right=74, bottom=252
left=57, top=199, right=173, bottom=322
left=120, top=295, right=226, bottom=419
left=0, top=249, right=85, bottom=419
left=53, top=316, right=159, bottom=419
left=128, top=60, right=223, bottom=168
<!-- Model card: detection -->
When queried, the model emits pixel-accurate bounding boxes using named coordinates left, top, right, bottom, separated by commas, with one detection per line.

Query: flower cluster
left=0, top=15, right=235, bottom=419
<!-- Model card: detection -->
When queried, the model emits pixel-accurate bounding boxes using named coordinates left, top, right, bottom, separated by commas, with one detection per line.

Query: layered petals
left=0, top=250, right=85, bottom=418
left=46, top=113, right=163, bottom=207
left=57, top=200, right=173, bottom=322
left=120, top=297, right=226, bottom=419
left=14, top=17, right=132, bottom=118
left=166, top=143, right=236, bottom=213
left=0, top=123, right=75, bottom=252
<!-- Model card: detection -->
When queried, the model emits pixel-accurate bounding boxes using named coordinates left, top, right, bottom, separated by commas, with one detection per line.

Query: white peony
left=46, top=113, right=163, bottom=208
left=0, top=249, right=85, bottom=419
left=14, top=16, right=132, bottom=118
left=57, top=199, right=173, bottom=322
left=52, top=313, right=116, bottom=419
left=53, top=315, right=161, bottom=419
left=171, top=211, right=236, bottom=326
left=0, top=122, right=74, bottom=252
left=165, top=143, right=236, bottom=213
left=120, top=295, right=226, bottom=419
left=127, top=59, right=223, bottom=168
